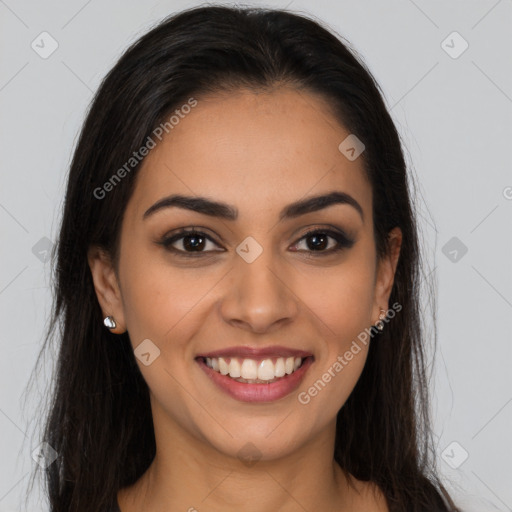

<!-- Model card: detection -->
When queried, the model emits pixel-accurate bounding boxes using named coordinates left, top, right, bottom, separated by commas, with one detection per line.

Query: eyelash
left=157, top=226, right=355, bottom=258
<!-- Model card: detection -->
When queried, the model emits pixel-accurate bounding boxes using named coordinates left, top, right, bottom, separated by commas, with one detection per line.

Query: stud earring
left=375, top=308, right=386, bottom=331
left=103, top=316, right=117, bottom=330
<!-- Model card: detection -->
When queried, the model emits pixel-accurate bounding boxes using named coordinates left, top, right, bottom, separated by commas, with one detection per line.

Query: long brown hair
left=25, top=5, right=459, bottom=511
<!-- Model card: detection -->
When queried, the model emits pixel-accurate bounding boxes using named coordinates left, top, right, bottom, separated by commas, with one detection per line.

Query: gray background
left=1, top=0, right=511, bottom=510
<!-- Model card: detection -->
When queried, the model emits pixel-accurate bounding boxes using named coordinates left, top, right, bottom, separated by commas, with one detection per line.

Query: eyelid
left=160, top=226, right=220, bottom=242
left=293, top=224, right=354, bottom=243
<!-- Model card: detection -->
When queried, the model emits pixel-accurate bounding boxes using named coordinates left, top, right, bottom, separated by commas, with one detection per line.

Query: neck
left=118, top=401, right=356, bottom=511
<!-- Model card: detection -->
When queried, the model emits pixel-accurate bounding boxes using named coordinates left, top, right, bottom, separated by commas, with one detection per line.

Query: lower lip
left=196, top=357, right=314, bottom=403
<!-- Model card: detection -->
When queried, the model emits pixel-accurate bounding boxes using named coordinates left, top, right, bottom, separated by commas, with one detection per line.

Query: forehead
left=128, top=87, right=371, bottom=222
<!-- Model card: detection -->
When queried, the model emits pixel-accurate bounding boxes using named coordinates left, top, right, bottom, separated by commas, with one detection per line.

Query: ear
left=373, top=227, right=402, bottom=323
left=87, top=245, right=126, bottom=334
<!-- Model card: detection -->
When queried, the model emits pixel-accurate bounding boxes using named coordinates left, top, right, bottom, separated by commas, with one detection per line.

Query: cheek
left=301, top=256, right=375, bottom=342
left=119, top=247, right=210, bottom=345
left=299, top=336, right=370, bottom=421
left=295, top=251, right=375, bottom=413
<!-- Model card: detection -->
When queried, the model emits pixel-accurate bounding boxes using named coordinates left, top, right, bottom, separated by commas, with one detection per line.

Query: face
left=89, top=87, right=401, bottom=463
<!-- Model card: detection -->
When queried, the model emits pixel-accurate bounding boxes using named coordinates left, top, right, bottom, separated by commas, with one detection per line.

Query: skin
left=88, top=86, right=401, bottom=511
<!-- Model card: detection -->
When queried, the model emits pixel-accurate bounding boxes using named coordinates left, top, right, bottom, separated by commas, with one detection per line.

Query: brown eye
left=159, top=228, right=224, bottom=256
left=175, top=233, right=207, bottom=252
left=291, top=229, right=354, bottom=255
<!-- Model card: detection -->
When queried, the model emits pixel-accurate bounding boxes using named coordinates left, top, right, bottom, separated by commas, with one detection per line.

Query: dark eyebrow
left=143, top=191, right=364, bottom=222
left=280, top=191, right=364, bottom=222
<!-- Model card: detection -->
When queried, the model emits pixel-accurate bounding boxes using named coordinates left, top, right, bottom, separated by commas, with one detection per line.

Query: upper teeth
left=205, top=356, right=303, bottom=380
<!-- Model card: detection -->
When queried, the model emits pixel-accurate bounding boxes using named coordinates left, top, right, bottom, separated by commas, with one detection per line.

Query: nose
left=219, top=249, right=299, bottom=334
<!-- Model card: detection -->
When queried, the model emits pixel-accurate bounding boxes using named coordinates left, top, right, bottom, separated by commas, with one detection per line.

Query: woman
left=28, top=5, right=460, bottom=511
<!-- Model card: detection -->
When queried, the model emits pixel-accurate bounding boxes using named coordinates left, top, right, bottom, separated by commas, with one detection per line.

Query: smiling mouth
left=197, top=356, right=310, bottom=384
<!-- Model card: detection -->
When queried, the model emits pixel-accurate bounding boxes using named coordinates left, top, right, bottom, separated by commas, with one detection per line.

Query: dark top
left=110, top=496, right=121, bottom=512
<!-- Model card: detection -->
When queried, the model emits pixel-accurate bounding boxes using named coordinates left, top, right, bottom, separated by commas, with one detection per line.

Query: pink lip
left=196, top=355, right=314, bottom=403
left=197, top=345, right=313, bottom=359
